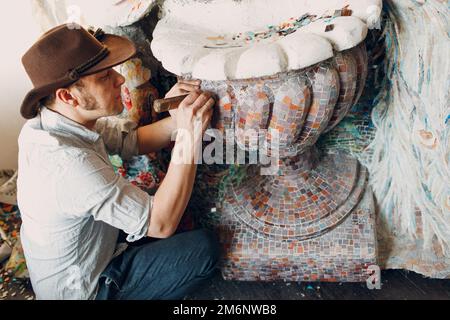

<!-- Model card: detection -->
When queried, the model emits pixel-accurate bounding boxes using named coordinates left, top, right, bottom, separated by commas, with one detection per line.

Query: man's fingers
left=204, top=108, right=213, bottom=123
left=181, top=90, right=202, bottom=106
left=191, top=92, right=213, bottom=113
left=176, top=83, right=201, bottom=92
left=177, top=79, right=201, bottom=86
left=196, top=97, right=215, bottom=116
left=202, top=108, right=214, bottom=130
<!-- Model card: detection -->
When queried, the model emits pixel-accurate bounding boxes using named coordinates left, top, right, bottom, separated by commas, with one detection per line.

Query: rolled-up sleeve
left=55, top=151, right=151, bottom=242
left=94, top=117, right=139, bottom=160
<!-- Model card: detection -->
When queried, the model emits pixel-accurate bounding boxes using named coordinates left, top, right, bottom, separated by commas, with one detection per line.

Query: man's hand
left=175, top=91, right=215, bottom=136
left=165, top=79, right=201, bottom=99
left=167, top=79, right=205, bottom=134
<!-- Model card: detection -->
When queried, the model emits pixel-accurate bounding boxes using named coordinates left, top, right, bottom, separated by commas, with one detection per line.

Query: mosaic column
left=192, top=44, right=377, bottom=282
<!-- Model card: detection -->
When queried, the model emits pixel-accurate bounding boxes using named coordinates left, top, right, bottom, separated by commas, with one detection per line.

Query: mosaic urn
left=152, top=0, right=382, bottom=282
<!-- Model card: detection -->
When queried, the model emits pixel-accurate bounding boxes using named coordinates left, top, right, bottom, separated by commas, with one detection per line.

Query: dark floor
left=1, top=269, right=448, bottom=300
left=187, top=270, right=449, bottom=300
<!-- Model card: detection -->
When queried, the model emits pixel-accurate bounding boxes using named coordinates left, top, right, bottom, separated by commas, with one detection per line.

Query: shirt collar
left=40, top=107, right=101, bottom=144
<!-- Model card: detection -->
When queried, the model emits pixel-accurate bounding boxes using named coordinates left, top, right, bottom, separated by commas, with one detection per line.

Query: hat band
left=88, top=27, right=106, bottom=41
left=67, top=45, right=109, bottom=80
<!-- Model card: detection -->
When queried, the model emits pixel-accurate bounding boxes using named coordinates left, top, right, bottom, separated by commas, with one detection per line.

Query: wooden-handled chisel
left=153, top=94, right=189, bottom=113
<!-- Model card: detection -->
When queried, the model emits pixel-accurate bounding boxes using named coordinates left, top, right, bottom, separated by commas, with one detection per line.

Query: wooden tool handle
left=153, top=94, right=189, bottom=113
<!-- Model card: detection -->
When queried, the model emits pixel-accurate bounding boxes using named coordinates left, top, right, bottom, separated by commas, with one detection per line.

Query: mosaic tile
left=324, top=48, right=359, bottom=132
left=298, top=62, right=340, bottom=148
left=229, top=151, right=363, bottom=240
left=217, top=179, right=377, bottom=282
left=352, top=43, right=369, bottom=106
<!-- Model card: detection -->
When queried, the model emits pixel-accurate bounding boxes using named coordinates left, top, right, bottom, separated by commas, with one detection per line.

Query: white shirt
left=17, top=107, right=152, bottom=300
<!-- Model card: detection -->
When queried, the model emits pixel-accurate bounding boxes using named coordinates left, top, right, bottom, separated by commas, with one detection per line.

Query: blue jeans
left=95, top=229, right=220, bottom=300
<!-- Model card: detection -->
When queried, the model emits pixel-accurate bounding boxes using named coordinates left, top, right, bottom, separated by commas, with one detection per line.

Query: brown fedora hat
left=20, top=23, right=137, bottom=119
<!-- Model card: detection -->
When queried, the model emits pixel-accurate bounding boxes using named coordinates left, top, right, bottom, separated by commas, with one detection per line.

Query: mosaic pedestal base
left=212, top=152, right=377, bottom=282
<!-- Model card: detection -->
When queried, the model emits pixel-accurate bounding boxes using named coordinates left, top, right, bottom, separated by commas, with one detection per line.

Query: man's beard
left=80, top=92, right=100, bottom=111
left=79, top=91, right=123, bottom=115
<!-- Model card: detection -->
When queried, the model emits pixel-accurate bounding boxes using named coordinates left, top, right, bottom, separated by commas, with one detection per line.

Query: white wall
left=0, top=1, right=40, bottom=169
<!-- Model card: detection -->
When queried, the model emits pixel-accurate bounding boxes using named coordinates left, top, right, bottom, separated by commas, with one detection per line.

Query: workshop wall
left=0, top=2, right=40, bottom=169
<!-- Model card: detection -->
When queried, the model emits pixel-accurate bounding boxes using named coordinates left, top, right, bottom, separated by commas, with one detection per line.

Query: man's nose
left=112, top=69, right=126, bottom=87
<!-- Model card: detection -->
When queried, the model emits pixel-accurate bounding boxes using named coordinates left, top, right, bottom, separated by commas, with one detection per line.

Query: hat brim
left=20, top=34, right=137, bottom=119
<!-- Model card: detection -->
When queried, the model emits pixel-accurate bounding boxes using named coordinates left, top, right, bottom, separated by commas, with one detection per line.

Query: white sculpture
left=152, top=0, right=382, bottom=80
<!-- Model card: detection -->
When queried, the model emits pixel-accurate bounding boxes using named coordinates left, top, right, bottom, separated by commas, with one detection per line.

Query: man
left=17, top=24, right=219, bottom=300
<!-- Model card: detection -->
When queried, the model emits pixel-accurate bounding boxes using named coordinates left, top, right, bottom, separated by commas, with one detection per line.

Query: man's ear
left=55, top=88, right=79, bottom=107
